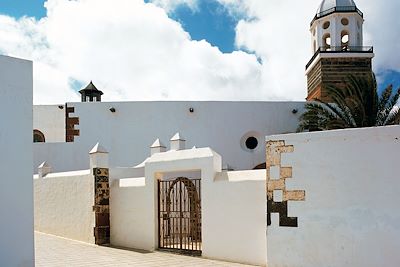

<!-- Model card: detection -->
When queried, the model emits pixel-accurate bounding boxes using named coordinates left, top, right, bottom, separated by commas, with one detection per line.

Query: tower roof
left=313, top=0, right=362, bottom=24
left=79, top=81, right=103, bottom=95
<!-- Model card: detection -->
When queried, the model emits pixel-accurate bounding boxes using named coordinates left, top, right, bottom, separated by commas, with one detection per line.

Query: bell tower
left=306, top=0, right=374, bottom=101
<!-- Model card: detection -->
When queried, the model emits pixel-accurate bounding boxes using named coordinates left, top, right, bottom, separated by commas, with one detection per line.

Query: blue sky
left=147, top=0, right=240, bottom=53
left=0, top=0, right=46, bottom=18
left=170, top=1, right=242, bottom=53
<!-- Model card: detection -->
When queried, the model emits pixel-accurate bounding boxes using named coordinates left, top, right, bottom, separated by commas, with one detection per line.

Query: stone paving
left=35, top=232, right=255, bottom=267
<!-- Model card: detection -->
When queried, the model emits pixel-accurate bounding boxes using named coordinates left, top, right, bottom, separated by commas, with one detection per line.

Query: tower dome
left=316, top=0, right=360, bottom=19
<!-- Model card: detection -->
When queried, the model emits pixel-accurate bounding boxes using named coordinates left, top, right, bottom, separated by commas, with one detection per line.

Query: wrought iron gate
left=158, top=177, right=201, bottom=255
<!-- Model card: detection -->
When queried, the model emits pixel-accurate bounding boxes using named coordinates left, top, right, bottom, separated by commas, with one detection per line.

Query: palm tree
left=298, top=74, right=400, bottom=132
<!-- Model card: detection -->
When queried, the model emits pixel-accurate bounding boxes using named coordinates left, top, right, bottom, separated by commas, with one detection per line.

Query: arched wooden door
left=158, top=177, right=201, bottom=255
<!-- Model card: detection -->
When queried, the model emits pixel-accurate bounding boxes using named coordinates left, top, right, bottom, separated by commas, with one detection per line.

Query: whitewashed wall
left=33, top=101, right=304, bottom=173
left=34, top=144, right=267, bottom=265
left=205, top=170, right=266, bottom=266
left=109, top=176, right=149, bottom=249
left=266, top=126, right=400, bottom=267
left=34, top=170, right=95, bottom=243
left=0, top=55, right=34, bottom=267
left=33, top=142, right=86, bottom=172
left=33, top=105, right=65, bottom=142
left=110, top=148, right=266, bottom=266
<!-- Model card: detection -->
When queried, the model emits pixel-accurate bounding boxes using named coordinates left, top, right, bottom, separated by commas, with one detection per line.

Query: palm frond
left=298, top=72, right=398, bottom=131
left=378, top=84, right=393, bottom=112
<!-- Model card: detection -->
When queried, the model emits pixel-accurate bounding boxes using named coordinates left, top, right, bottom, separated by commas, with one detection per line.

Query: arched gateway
left=158, top=177, right=201, bottom=255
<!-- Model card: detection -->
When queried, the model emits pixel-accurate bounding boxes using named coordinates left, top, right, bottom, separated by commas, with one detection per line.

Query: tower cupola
left=79, top=81, right=103, bottom=102
left=311, top=0, right=364, bottom=53
left=306, top=0, right=374, bottom=101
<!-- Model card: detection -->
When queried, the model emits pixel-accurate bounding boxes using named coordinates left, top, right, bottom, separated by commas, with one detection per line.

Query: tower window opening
left=341, top=31, right=349, bottom=50
left=323, top=21, right=330, bottom=29
left=323, top=34, right=331, bottom=51
left=341, top=18, right=349, bottom=26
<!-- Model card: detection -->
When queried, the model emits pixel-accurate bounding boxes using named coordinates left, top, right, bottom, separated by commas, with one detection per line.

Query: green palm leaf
left=298, top=73, right=399, bottom=131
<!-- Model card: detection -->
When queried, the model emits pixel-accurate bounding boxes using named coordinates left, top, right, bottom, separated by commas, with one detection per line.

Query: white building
left=33, top=98, right=305, bottom=172
left=32, top=0, right=378, bottom=173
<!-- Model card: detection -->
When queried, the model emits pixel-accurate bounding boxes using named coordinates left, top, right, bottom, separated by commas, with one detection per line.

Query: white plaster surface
left=110, top=148, right=266, bottom=266
left=89, top=142, right=109, bottom=170
left=266, top=126, right=400, bottom=267
left=0, top=55, right=34, bottom=267
left=206, top=170, right=266, bottom=266
left=111, top=148, right=221, bottom=252
left=33, top=142, right=84, bottom=172
left=34, top=170, right=95, bottom=243
left=110, top=176, right=150, bottom=249
left=33, top=105, right=65, bottom=142
left=33, top=101, right=304, bottom=173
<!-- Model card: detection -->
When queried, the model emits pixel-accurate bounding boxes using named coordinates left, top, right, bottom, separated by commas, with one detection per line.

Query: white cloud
left=0, top=0, right=265, bottom=104
left=0, top=14, right=77, bottom=103
left=0, top=0, right=397, bottom=104
left=216, top=0, right=400, bottom=98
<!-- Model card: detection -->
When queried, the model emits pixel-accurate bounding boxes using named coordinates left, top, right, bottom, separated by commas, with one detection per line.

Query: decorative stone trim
left=93, top=167, right=110, bottom=245
left=65, top=104, right=80, bottom=142
left=266, top=140, right=305, bottom=227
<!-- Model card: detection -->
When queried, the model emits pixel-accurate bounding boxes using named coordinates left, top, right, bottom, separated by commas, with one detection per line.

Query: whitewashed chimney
left=170, top=132, right=186, bottom=151
left=38, top=161, right=51, bottom=178
left=89, top=142, right=109, bottom=172
left=150, top=138, right=166, bottom=155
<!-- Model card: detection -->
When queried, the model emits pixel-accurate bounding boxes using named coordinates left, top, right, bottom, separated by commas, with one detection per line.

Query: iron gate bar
left=158, top=177, right=201, bottom=255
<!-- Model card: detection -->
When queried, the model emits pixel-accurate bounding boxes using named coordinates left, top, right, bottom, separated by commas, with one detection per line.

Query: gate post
left=89, top=142, right=109, bottom=171
left=89, top=143, right=110, bottom=245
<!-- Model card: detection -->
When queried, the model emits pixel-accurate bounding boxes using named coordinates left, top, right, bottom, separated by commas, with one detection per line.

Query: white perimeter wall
left=33, top=105, right=65, bottom=142
left=266, top=126, right=400, bottom=267
left=204, top=170, right=266, bottom=266
left=110, top=176, right=150, bottom=249
left=33, top=101, right=304, bottom=173
left=34, top=170, right=95, bottom=243
left=110, top=169, right=266, bottom=266
left=0, top=55, right=34, bottom=267
left=33, top=142, right=85, bottom=172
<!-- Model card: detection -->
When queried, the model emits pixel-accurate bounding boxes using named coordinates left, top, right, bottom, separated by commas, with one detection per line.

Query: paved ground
left=35, top=232, right=255, bottom=267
